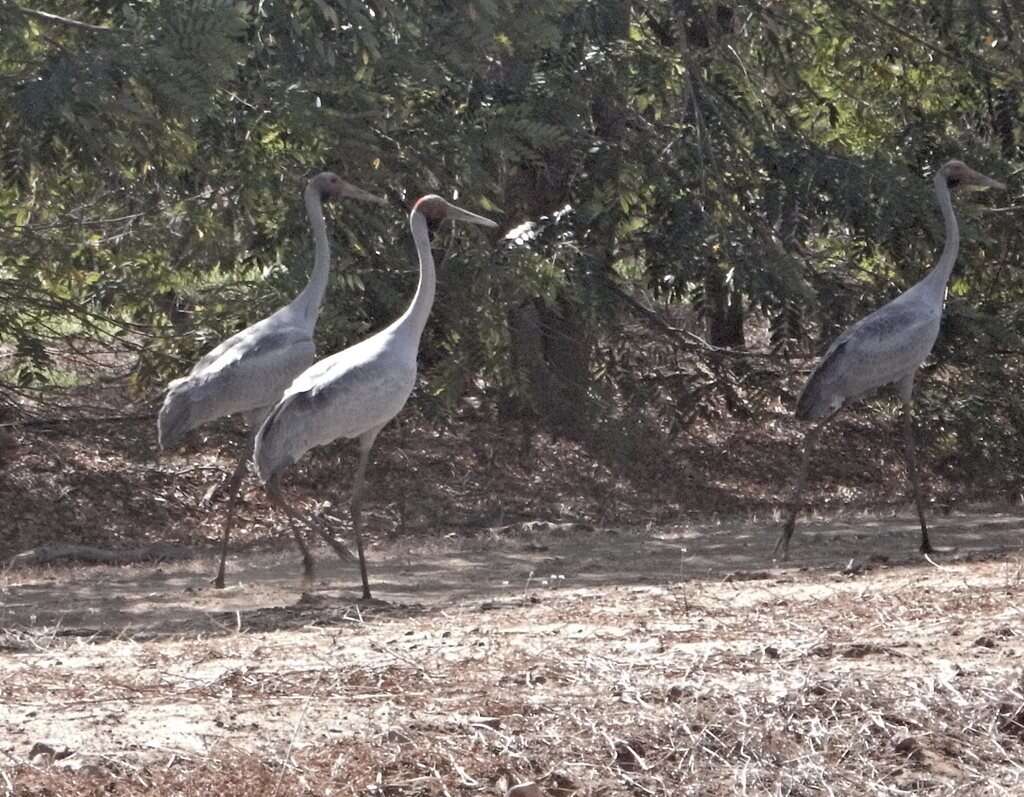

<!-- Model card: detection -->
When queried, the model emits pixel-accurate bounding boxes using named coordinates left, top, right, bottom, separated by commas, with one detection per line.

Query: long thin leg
left=202, top=462, right=236, bottom=506
left=266, top=474, right=316, bottom=588
left=350, top=429, right=381, bottom=600
left=774, top=421, right=826, bottom=560
left=213, top=438, right=254, bottom=589
left=310, top=512, right=357, bottom=563
left=901, top=397, right=933, bottom=553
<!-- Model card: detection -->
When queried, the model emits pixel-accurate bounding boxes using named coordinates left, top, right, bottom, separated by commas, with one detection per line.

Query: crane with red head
left=254, top=195, right=498, bottom=599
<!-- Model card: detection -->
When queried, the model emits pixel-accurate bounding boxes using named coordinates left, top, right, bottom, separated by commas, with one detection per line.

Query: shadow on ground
left=2, top=508, right=1023, bottom=640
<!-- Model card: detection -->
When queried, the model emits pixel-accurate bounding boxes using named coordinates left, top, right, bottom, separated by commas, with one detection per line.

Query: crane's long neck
left=290, top=184, right=331, bottom=329
left=391, top=210, right=436, bottom=348
left=920, top=173, right=959, bottom=301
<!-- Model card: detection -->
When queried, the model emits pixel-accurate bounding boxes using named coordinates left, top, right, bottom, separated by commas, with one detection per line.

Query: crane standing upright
left=158, top=172, right=387, bottom=588
left=254, top=195, right=498, bottom=599
left=775, top=160, right=1004, bottom=560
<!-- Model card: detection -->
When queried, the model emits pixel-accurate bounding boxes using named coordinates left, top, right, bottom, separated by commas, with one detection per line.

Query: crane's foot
left=919, top=540, right=957, bottom=556
left=212, top=572, right=227, bottom=590
left=356, top=594, right=391, bottom=608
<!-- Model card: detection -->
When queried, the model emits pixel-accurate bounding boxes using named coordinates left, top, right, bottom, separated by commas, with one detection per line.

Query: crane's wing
left=159, top=318, right=315, bottom=448
left=796, top=299, right=941, bottom=419
left=254, top=343, right=417, bottom=483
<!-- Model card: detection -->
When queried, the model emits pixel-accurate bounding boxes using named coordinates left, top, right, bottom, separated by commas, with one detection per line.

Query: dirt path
left=2, top=511, right=1024, bottom=794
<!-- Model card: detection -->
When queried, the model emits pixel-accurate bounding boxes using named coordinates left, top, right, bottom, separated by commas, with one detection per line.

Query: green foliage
left=0, top=0, right=1022, bottom=480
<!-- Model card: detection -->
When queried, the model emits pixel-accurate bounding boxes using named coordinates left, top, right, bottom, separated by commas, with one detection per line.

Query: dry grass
left=2, top=545, right=1024, bottom=795
left=4, top=361, right=1024, bottom=795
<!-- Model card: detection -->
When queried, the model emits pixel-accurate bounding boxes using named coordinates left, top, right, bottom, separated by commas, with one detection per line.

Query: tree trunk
left=703, top=266, right=745, bottom=347
left=994, top=88, right=1019, bottom=159
left=507, top=297, right=593, bottom=441
left=503, top=0, right=631, bottom=443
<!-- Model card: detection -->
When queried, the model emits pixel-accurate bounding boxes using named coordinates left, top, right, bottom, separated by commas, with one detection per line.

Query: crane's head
left=411, top=195, right=499, bottom=229
left=938, top=160, right=1005, bottom=191
left=308, top=171, right=388, bottom=204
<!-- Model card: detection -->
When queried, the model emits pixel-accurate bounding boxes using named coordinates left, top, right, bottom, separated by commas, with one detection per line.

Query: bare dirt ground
left=3, top=364, right=1024, bottom=793
left=2, top=511, right=1024, bottom=795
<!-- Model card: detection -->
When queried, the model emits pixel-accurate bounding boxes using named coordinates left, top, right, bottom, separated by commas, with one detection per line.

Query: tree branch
left=0, top=412, right=156, bottom=430
left=12, top=4, right=114, bottom=34
left=604, top=280, right=777, bottom=360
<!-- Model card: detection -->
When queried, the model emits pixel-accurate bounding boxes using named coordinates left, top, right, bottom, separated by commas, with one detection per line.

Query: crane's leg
left=309, top=503, right=357, bottom=564
left=313, top=526, right=358, bottom=563
left=266, top=474, right=316, bottom=589
left=212, top=438, right=254, bottom=589
left=774, top=420, right=827, bottom=561
left=203, top=461, right=238, bottom=507
left=898, top=384, right=934, bottom=554
left=349, top=428, right=381, bottom=601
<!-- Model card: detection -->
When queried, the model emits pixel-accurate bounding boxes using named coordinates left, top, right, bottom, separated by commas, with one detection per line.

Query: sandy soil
left=2, top=510, right=1024, bottom=794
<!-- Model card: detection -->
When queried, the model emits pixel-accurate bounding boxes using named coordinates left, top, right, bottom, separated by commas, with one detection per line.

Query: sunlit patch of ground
left=2, top=515, right=1023, bottom=794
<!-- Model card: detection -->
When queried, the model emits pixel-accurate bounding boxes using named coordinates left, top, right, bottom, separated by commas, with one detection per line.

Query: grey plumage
left=157, top=172, right=386, bottom=588
left=796, top=300, right=941, bottom=420
left=256, top=340, right=415, bottom=485
left=776, top=159, right=1004, bottom=559
left=158, top=321, right=316, bottom=449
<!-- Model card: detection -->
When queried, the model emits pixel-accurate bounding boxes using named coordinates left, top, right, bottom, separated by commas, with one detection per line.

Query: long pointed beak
left=447, top=204, right=499, bottom=228
left=967, top=169, right=1006, bottom=191
left=340, top=182, right=389, bottom=205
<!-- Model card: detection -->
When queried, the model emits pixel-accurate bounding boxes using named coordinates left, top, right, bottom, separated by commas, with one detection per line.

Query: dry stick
left=271, top=667, right=327, bottom=797
left=368, top=640, right=436, bottom=682
left=604, top=281, right=776, bottom=361
left=0, top=412, right=156, bottom=429
left=11, top=4, right=115, bottom=32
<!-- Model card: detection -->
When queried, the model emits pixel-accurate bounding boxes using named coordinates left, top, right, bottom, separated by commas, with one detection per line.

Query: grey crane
left=775, top=160, right=1004, bottom=560
left=158, top=171, right=387, bottom=588
left=253, top=195, right=498, bottom=599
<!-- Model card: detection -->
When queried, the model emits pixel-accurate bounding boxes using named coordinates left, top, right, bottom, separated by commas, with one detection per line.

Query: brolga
left=158, top=172, right=387, bottom=588
left=775, top=160, right=1004, bottom=560
left=253, top=195, right=498, bottom=599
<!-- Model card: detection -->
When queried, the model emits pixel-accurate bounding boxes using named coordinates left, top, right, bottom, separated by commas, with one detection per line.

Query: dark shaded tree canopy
left=1, top=0, right=1022, bottom=477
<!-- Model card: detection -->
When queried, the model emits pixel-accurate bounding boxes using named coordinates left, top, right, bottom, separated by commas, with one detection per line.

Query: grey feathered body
left=253, top=327, right=417, bottom=482
left=796, top=281, right=943, bottom=420
left=157, top=305, right=316, bottom=449
left=253, top=208, right=441, bottom=486
left=158, top=179, right=345, bottom=452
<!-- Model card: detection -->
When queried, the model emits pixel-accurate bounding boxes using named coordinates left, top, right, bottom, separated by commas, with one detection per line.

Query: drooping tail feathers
left=794, top=340, right=847, bottom=420
left=253, top=395, right=299, bottom=484
left=157, top=378, right=192, bottom=450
